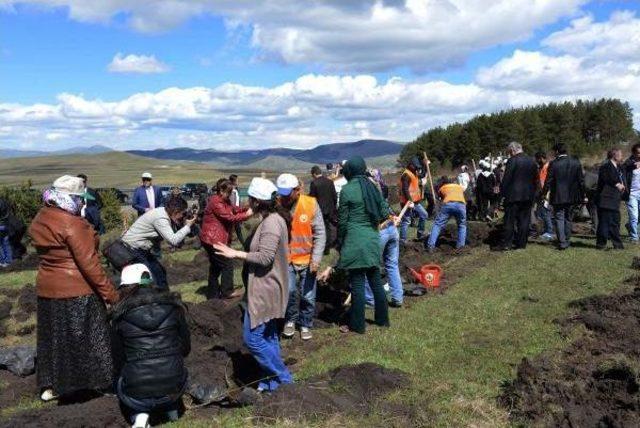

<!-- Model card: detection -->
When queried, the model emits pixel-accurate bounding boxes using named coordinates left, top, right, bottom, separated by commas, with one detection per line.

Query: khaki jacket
left=29, top=206, right=119, bottom=303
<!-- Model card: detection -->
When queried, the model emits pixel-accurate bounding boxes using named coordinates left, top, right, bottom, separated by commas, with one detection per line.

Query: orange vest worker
left=289, top=194, right=316, bottom=265
left=399, top=169, right=422, bottom=204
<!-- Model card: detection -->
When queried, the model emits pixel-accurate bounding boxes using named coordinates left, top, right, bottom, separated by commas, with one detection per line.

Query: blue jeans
left=427, top=202, right=467, bottom=249
left=626, top=193, right=640, bottom=241
left=535, top=203, right=554, bottom=236
left=243, top=312, right=293, bottom=392
left=365, top=224, right=403, bottom=305
left=0, top=225, right=12, bottom=265
left=285, top=265, right=317, bottom=328
left=400, top=203, right=428, bottom=242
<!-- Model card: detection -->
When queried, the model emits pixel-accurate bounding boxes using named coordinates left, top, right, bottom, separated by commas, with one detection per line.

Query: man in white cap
left=111, top=264, right=190, bottom=427
left=276, top=174, right=325, bottom=341
left=132, top=172, right=163, bottom=217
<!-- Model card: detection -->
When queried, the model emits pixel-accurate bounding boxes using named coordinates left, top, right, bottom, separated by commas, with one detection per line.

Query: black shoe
left=389, top=300, right=403, bottom=308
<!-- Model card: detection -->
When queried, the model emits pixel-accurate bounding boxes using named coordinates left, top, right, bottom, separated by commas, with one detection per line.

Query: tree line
left=400, top=99, right=638, bottom=168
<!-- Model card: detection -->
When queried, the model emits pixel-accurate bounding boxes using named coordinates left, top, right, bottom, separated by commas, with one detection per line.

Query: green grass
left=1, top=233, right=636, bottom=426
left=179, top=237, right=636, bottom=427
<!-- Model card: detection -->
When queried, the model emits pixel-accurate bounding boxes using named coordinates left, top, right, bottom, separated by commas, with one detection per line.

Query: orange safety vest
left=439, top=183, right=466, bottom=204
left=289, top=194, right=316, bottom=265
left=399, top=169, right=422, bottom=204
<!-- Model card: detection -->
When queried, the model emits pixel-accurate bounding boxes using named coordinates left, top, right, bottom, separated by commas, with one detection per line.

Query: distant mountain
left=0, top=145, right=113, bottom=159
left=128, top=139, right=403, bottom=167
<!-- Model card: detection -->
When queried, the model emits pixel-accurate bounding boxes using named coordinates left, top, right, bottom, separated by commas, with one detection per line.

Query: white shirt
left=334, top=176, right=348, bottom=204
left=457, top=172, right=471, bottom=191
left=145, top=186, right=156, bottom=210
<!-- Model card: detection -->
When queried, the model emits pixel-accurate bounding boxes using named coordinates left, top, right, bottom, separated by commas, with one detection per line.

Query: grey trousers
left=553, top=204, right=573, bottom=248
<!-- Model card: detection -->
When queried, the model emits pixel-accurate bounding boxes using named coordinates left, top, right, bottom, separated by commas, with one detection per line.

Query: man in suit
left=542, top=143, right=585, bottom=250
left=499, top=141, right=538, bottom=250
left=309, top=165, right=338, bottom=253
left=132, top=172, right=163, bottom=217
left=596, top=148, right=625, bottom=249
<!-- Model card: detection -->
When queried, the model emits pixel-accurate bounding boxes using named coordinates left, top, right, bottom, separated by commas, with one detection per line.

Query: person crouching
left=111, top=264, right=191, bottom=428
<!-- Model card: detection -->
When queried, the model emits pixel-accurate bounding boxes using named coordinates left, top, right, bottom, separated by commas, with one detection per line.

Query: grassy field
left=0, top=152, right=262, bottom=188
left=0, top=233, right=636, bottom=426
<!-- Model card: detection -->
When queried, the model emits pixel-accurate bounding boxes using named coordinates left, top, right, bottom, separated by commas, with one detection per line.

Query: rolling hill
left=127, top=139, right=403, bottom=167
left=0, top=145, right=113, bottom=159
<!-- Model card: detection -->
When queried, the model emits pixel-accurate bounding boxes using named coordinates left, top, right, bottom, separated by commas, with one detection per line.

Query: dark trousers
left=553, top=204, right=573, bottom=248
left=347, top=267, right=389, bottom=334
left=596, top=208, right=623, bottom=249
left=203, top=244, right=234, bottom=298
left=503, top=201, right=533, bottom=249
left=130, top=248, right=167, bottom=288
left=324, top=219, right=337, bottom=255
left=234, top=224, right=244, bottom=245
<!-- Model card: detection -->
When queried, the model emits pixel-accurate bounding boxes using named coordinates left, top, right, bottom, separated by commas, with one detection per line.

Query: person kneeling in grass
left=426, top=177, right=467, bottom=253
left=112, top=264, right=191, bottom=428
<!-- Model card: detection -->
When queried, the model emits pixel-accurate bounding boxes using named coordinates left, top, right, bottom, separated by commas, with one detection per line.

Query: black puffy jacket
left=111, top=288, right=191, bottom=399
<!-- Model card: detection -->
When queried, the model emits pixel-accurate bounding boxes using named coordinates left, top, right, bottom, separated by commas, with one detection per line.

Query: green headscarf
left=343, top=156, right=385, bottom=225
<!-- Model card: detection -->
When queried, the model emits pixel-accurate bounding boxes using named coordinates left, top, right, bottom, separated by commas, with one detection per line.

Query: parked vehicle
left=96, top=187, right=129, bottom=204
left=181, top=183, right=208, bottom=198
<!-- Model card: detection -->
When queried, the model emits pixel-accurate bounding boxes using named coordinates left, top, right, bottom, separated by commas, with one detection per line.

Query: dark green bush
left=0, top=182, right=43, bottom=226
left=98, top=189, right=125, bottom=232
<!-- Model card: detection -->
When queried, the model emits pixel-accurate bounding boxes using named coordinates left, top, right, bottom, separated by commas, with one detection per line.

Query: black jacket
left=112, top=288, right=191, bottom=399
left=500, top=153, right=538, bottom=204
left=596, top=160, right=625, bottom=211
left=309, top=176, right=338, bottom=223
left=476, top=173, right=497, bottom=197
left=543, top=155, right=585, bottom=206
left=622, top=156, right=640, bottom=201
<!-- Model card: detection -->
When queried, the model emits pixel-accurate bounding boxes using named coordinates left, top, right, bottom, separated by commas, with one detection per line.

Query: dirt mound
left=5, top=253, right=40, bottom=273
left=16, top=285, right=36, bottom=315
left=499, top=287, right=640, bottom=427
left=0, top=395, right=124, bottom=428
left=0, top=301, right=11, bottom=321
left=254, top=363, right=412, bottom=424
left=165, top=251, right=209, bottom=285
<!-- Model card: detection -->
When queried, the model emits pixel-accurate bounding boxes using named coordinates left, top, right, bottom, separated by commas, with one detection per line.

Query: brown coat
left=245, top=213, right=289, bottom=329
left=29, top=206, right=119, bottom=303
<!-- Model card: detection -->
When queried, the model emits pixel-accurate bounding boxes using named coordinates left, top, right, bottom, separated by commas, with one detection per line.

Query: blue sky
left=1, top=0, right=639, bottom=151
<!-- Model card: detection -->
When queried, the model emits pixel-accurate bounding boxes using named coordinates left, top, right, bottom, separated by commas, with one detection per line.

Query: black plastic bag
left=0, top=345, right=36, bottom=377
left=187, top=383, right=226, bottom=405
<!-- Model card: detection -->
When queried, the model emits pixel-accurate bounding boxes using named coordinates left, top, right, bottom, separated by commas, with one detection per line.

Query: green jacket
left=337, top=180, right=388, bottom=269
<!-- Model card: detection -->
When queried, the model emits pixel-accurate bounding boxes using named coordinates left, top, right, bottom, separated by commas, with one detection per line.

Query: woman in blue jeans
left=426, top=179, right=468, bottom=251
left=364, top=223, right=404, bottom=307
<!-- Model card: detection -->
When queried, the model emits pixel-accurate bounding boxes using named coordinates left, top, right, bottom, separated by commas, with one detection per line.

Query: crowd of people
left=17, top=140, right=640, bottom=427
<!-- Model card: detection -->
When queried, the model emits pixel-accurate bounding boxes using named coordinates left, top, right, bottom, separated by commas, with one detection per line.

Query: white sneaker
left=283, top=321, right=295, bottom=337
left=132, top=413, right=150, bottom=428
left=40, top=389, right=58, bottom=402
left=300, top=327, right=313, bottom=341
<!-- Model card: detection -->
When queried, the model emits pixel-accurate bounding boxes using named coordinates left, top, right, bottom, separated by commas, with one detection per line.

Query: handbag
left=102, top=239, right=136, bottom=270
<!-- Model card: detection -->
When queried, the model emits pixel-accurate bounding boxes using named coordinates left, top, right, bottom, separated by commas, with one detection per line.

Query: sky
left=1, top=0, right=639, bottom=151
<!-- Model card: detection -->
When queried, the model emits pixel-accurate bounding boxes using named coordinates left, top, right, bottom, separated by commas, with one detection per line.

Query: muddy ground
left=499, top=276, right=640, bottom=427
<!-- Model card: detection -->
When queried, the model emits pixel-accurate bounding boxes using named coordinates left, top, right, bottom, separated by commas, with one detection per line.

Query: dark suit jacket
left=500, top=153, right=538, bottom=204
left=309, top=176, right=338, bottom=223
left=543, top=155, right=585, bottom=206
left=132, top=185, right=164, bottom=216
left=596, top=160, right=625, bottom=211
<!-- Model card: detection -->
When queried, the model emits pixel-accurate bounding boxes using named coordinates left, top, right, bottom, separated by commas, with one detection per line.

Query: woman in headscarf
left=336, top=156, right=390, bottom=334
left=29, top=175, right=120, bottom=401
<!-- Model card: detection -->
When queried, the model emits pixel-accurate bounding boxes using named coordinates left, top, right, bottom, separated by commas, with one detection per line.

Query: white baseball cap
left=276, top=173, right=300, bottom=196
left=121, top=263, right=153, bottom=286
left=141, top=172, right=153, bottom=179
left=247, top=177, right=277, bottom=201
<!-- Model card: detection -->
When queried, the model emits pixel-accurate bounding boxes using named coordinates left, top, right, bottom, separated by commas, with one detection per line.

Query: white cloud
left=107, top=53, right=170, bottom=74
left=2, top=0, right=587, bottom=72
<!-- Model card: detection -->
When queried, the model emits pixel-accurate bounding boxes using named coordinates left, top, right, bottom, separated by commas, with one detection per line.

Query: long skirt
left=37, top=294, right=114, bottom=396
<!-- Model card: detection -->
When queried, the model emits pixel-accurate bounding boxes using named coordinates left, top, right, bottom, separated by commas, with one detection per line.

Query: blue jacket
left=132, top=185, right=164, bottom=216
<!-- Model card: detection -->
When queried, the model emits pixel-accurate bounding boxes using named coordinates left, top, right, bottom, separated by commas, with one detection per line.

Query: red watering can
left=409, top=264, right=443, bottom=288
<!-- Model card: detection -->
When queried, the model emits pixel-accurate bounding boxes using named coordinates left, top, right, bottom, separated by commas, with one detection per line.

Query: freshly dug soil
left=5, top=253, right=40, bottom=273
left=165, top=251, right=209, bottom=285
left=16, top=285, right=36, bottom=315
left=0, top=370, right=37, bottom=411
left=254, top=363, right=413, bottom=424
left=0, top=301, right=11, bottom=321
left=499, top=286, right=640, bottom=427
